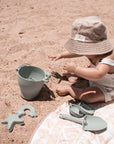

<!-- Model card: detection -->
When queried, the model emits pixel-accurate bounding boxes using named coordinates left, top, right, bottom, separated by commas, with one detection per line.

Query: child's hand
left=63, top=60, right=76, bottom=74
left=48, top=54, right=61, bottom=61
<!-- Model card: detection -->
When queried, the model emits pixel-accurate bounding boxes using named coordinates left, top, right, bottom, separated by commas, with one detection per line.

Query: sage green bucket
left=16, top=64, right=51, bottom=100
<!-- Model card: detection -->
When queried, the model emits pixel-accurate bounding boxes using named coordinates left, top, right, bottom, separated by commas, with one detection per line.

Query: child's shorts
left=89, top=81, right=114, bottom=102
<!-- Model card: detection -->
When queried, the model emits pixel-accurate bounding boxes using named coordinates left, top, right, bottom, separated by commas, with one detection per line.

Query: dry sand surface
left=0, top=0, right=114, bottom=144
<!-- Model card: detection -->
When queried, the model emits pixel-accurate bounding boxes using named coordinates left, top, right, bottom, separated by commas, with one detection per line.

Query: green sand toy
left=16, top=63, right=51, bottom=100
left=59, top=114, right=107, bottom=132
left=69, top=102, right=95, bottom=117
left=1, top=105, right=37, bottom=132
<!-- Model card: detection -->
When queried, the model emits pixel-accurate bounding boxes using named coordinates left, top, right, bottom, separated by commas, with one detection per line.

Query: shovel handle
left=59, top=114, right=83, bottom=124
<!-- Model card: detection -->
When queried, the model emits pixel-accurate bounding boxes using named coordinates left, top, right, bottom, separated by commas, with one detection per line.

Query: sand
left=0, top=0, right=114, bottom=144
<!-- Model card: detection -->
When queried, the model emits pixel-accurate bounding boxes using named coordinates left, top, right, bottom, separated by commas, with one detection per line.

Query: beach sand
left=0, top=0, right=114, bottom=143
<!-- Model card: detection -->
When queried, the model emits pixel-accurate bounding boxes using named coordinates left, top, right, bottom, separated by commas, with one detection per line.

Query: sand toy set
left=1, top=64, right=107, bottom=133
left=1, top=64, right=51, bottom=132
left=60, top=102, right=107, bottom=132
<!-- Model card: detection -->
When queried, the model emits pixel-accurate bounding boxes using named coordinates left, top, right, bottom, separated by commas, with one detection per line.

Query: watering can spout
left=43, top=72, right=51, bottom=83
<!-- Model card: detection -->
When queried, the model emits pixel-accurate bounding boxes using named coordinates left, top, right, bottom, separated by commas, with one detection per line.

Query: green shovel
left=59, top=114, right=107, bottom=132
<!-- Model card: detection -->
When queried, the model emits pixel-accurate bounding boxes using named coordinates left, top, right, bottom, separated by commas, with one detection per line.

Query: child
left=49, top=16, right=114, bottom=103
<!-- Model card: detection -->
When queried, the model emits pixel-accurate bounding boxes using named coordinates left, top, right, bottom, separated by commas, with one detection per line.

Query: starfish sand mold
left=1, top=113, right=24, bottom=132
left=1, top=105, right=37, bottom=132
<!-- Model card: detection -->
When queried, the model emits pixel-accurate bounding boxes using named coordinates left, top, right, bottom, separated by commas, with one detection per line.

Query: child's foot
left=56, top=86, right=70, bottom=96
left=63, top=73, right=78, bottom=84
left=56, top=85, right=80, bottom=100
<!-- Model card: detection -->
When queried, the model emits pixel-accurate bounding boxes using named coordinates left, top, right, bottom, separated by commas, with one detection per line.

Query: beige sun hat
left=65, top=16, right=113, bottom=55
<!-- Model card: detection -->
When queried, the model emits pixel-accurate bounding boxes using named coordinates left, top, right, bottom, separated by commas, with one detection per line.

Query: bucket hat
left=65, top=16, right=113, bottom=55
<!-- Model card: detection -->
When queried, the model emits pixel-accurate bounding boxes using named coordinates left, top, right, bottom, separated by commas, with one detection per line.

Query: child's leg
left=56, top=85, right=80, bottom=99
left=63, top=73, right=78, bottom=84
left=56, top=86, right=105, bottom=103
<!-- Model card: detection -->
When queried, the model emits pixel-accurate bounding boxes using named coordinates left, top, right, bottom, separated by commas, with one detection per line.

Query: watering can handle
left=16, top=63, right=30, bottom=71
left=43, top=72, right=51, bottom=83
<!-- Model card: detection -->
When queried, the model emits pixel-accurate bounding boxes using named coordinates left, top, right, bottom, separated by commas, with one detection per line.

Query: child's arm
left=48, top=51, right=80, bottom=61
left=63, top=61, right=110, bottom=81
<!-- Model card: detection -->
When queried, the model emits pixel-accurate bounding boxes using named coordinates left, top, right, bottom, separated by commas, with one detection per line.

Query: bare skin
left=56, top=85, right=105, bottom=103
left=49, top=50, right=114, bottom=103
left=63, top=73, right=78, bottom=83
left=48, top=51, right=89, bottom=83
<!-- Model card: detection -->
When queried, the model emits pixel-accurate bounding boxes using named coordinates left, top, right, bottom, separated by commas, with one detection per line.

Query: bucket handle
left=16, top=63, right=30, bottom=71
left=43, top=72, right=51, bottom=83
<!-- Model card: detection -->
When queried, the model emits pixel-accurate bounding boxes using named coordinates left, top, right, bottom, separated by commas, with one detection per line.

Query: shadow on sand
left=32, top=84, right=56, bottom=101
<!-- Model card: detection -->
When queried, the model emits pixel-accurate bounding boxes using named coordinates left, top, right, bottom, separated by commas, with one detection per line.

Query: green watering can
left=16, top=64, right=51, bottom=100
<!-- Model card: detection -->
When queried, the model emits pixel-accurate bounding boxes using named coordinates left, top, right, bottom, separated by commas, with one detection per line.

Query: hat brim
left=65, top=39, right=113, bottom=55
